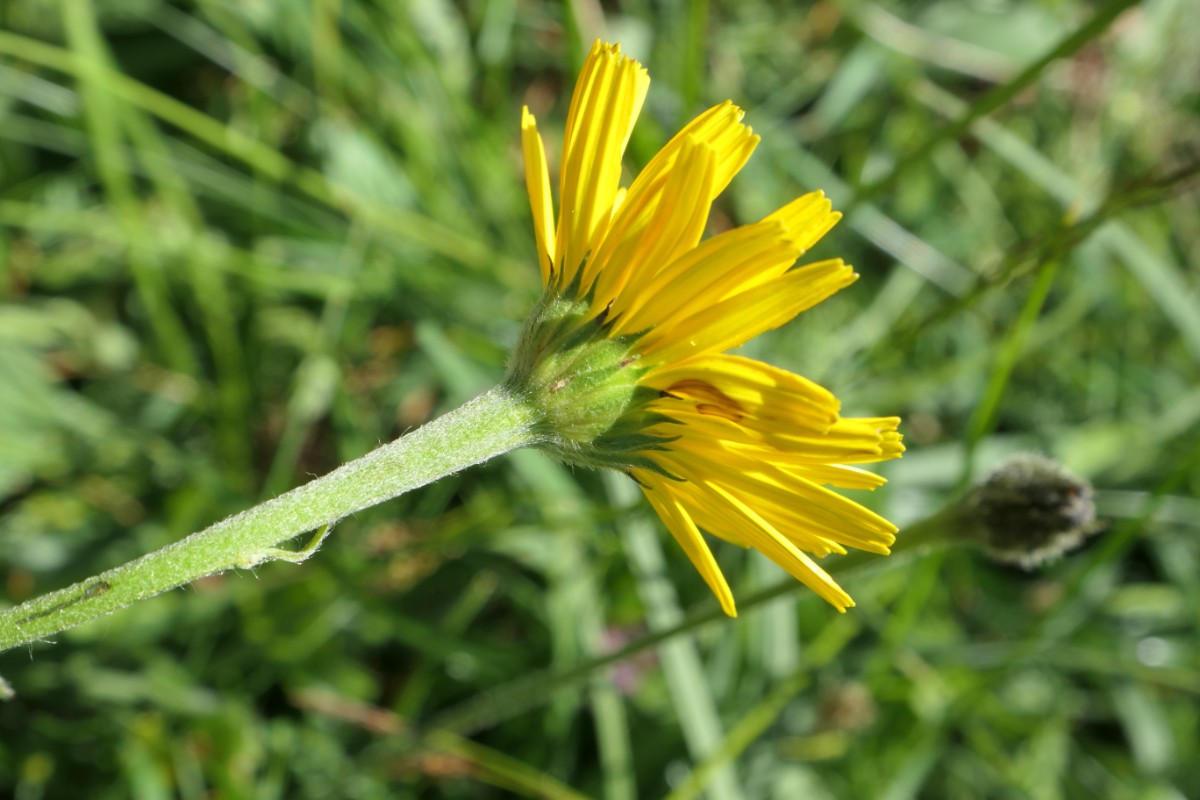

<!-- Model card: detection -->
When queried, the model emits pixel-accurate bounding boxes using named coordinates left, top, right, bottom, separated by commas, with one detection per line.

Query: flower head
left=508, top=41, right=903, bottom=616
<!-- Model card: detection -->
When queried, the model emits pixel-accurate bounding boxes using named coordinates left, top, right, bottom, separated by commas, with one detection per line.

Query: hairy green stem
left=0, top=386, right=543, bottom=653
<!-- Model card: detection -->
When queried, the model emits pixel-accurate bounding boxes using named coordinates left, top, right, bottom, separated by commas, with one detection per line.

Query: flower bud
left=964, top=453, right=1097, bottom=568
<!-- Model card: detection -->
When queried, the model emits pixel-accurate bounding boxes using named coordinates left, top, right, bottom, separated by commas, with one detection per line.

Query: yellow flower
left=514, top=41, right=903, bottom=616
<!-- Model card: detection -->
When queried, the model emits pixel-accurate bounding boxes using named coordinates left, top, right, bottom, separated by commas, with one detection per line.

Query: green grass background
left=2, top=0, right=1199, bottom=797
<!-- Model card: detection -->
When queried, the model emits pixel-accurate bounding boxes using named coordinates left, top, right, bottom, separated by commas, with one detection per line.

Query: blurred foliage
left=2, top=0, right=1198, bottom=797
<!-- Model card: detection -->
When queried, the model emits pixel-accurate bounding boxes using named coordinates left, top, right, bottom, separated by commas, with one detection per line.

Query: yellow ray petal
left=610, top=221, right=795, bottom=335
left=586, top=139, right=719, bottom=315
left=643, top=354, right=840, bottom=432
left=521, top=107, right=555, bottom=285
left=767, top=192, right=842, bottom=253
left=635, top=101, right=759, bottom=195
left=583, top=102, right=759, bottom=306
left=638, top=259, right=857, bottom=364
left=660, top=411, right=902, bottom=467
left=653, top=444, right=897, bottom=554
left=556, top=42, right=649, bottom=289
left=659, top=476, right=754, bottom=549
left=638, top=471, right=737, bottom=616
left=699, top=480, right=855, bottom=611
left=610, top=191, right=842, bottom=335
left=745, top=415, right=905, bottom=464
left=759, top=461, right=889, bottom=491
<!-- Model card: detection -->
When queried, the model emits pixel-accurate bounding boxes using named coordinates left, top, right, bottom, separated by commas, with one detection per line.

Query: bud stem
left=0, top=386, right=543, bottom=653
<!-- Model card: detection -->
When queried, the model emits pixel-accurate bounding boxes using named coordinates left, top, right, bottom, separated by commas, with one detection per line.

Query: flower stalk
left=0, top=386, right=544, bottom=653
left=1, top=38, right=912, bottom=661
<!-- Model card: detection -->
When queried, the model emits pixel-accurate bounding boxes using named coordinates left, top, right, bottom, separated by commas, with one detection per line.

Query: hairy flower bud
left=964, top=453, right=1097, bottom=568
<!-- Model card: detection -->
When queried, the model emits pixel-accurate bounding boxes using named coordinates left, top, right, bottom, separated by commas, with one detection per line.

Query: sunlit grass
left=2, top=0, right=1198, bottom=797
